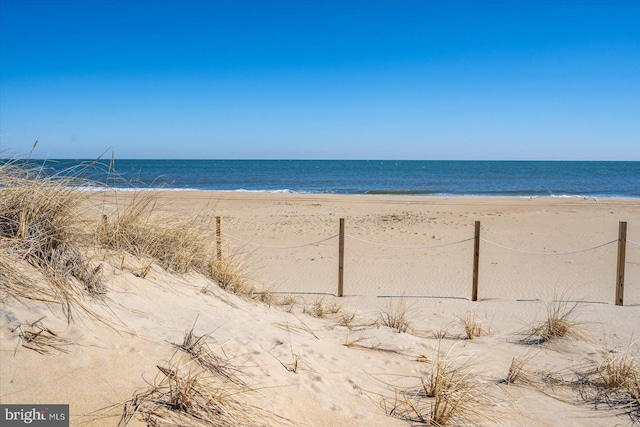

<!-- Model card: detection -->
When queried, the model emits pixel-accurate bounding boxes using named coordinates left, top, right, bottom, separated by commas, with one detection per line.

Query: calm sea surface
left=13, top=160, right=640, bottom=198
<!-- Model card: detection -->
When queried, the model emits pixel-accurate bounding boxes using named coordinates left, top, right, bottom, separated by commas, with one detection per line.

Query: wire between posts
left=628, top=239, right=640, bottom=247
left=479, top=238, right=618, bottom=256
left=345, top=234, right=474, bottom=250
left=221, top=232, right=339, bottom=249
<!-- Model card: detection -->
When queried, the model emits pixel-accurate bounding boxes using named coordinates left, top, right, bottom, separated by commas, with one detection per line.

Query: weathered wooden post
left=616, top=221, right=627, bottom=306
left=216, top=216, right=222, bottom=261
left=472, top=221, right=480, bottom=302
left=338, top=218, right=345, bottom=297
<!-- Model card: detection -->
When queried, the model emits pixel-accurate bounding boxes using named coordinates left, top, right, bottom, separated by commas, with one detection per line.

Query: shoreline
left=81, top=186, right=640, bottom=199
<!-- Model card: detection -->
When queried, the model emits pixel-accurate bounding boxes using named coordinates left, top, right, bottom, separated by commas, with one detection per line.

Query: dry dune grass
left=503, top=353, right=536, bottom=386
left=521, top=300, right=586, bottom=345
left=0, top=249, right=52, bottom=303
left=461, top=311, right=487, bottom=340
left=386, top=351, right=490, bottom=426
left=249, top=287, right=277, bottom=306
left=279, top=294, right=302, bottom=313
left=173, top=321, right=246, bottom=387
left=0, top=160, right=103, bottom=321
left=577, top=352, right=640, bottom=423
left=205, top=257, right=255, bottom=295
left=304, top=296, right=342, bottom=318
left=117, top=330, right=288, bottom=427
left=0, top=158, right=263, bottom=322
left=118, top=362, right=269, bottom=427
left=10, top=317, right=72, bottom=355
left=96, top=192, right=256, bottom=297
left=379, top=298, right=411, bottom=333
left=96, top=192, right=212, bottom=274
left=500, top=345, right=639, bottom=423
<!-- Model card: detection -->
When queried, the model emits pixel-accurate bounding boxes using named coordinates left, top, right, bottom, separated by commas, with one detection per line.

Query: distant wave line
left=72, top=185, right=640, bottom=198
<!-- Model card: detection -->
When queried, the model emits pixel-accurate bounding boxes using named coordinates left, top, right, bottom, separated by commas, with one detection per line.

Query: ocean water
left=10, top=159, right=640, bottom=198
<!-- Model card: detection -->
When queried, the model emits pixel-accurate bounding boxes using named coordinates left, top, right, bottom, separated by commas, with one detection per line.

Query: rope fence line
left=222, top=232, right=474, bottom=251
left=345, top=234, right=474, bottom=250
left=214, top=217, right=635, bottom=306
left=221, top=232, right=617, bottom=255
left=222, top=232, right=339, bottom=249
left=480, top=238, right=618, bottom=256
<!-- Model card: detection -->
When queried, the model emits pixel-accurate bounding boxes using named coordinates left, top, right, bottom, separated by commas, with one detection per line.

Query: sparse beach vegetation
left=1, top=159, right=638, bottom=426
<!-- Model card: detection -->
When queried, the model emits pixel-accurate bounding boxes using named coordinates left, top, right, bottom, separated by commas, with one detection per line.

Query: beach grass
left=461, top=311, right=486, bottom=340
left=0, top=160, right=103, bottom=321
left=387, top=351, right=490, bottom=425
left=118, top=330, right=288, bottom=427
left=304, top=296, right=342, bottom=318
left=503, top=353, right=536, bottom=386
left=577, top=351, right=640, bottom=422
left=118, top=361, right=267, bottom=427
left=95, top=191, right=211, bottom=274
left=2, top=156, right=638, bottom=426
left=11, top=317, right=72, bottom=355
left=379, top=298, right=411, bottom=333
left=521, top=300, right=585, bottom=345
left=95, top=191, right=259, bottom=297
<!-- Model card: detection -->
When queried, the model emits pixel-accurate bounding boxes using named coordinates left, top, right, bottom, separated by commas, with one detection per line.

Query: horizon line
left=5, top=157, right=640, bottom=162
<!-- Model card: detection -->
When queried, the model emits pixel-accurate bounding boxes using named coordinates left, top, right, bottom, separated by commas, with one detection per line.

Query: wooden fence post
left=338, top=218, right=345, bottom=297
left=472, top=221, right=480, bottom=302
left=216, top=216, right=222, bottom=262
left=616, top=221, right=627, bottom=306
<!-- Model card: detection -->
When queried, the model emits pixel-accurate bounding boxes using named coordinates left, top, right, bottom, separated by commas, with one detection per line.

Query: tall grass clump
left=521, top=300, right=585, bottom=345
left=503, top=353, right=535, bottom=386
left=0, top=160, right=103, bottom=320
left=96, top=193, right=202, bottom=273
left=379, top=298, right=411, bottom=333
left=96, top=193, right=252, bottom=295
left=461, top=311, right=486, bottom=340
left=387, top=353, right=489, bottom=425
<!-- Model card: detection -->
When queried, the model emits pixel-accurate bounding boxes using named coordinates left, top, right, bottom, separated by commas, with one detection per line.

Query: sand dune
left=2, top=191, right=639, bottom=426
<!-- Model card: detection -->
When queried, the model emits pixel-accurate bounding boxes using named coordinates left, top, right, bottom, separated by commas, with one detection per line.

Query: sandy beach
left=2, top=191, right=639, bottom=426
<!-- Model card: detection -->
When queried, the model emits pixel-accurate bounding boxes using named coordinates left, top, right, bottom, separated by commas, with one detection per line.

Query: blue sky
left=1, top=0, right=639, bottom=160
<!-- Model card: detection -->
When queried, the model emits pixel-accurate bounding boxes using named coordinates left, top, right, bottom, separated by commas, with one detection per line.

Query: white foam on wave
left=76, top=186, right=311, bottom=194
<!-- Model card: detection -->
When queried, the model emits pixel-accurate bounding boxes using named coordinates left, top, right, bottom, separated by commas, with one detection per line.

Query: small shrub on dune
left=119, top=363, right=255, bottom=427
left=338, top=309, right=357, bottom=328
left=175, top=322, right=246, bottom=387
left=279, top=294, right=301, bottom=312
left=250, top=287, right=277, bottom=307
